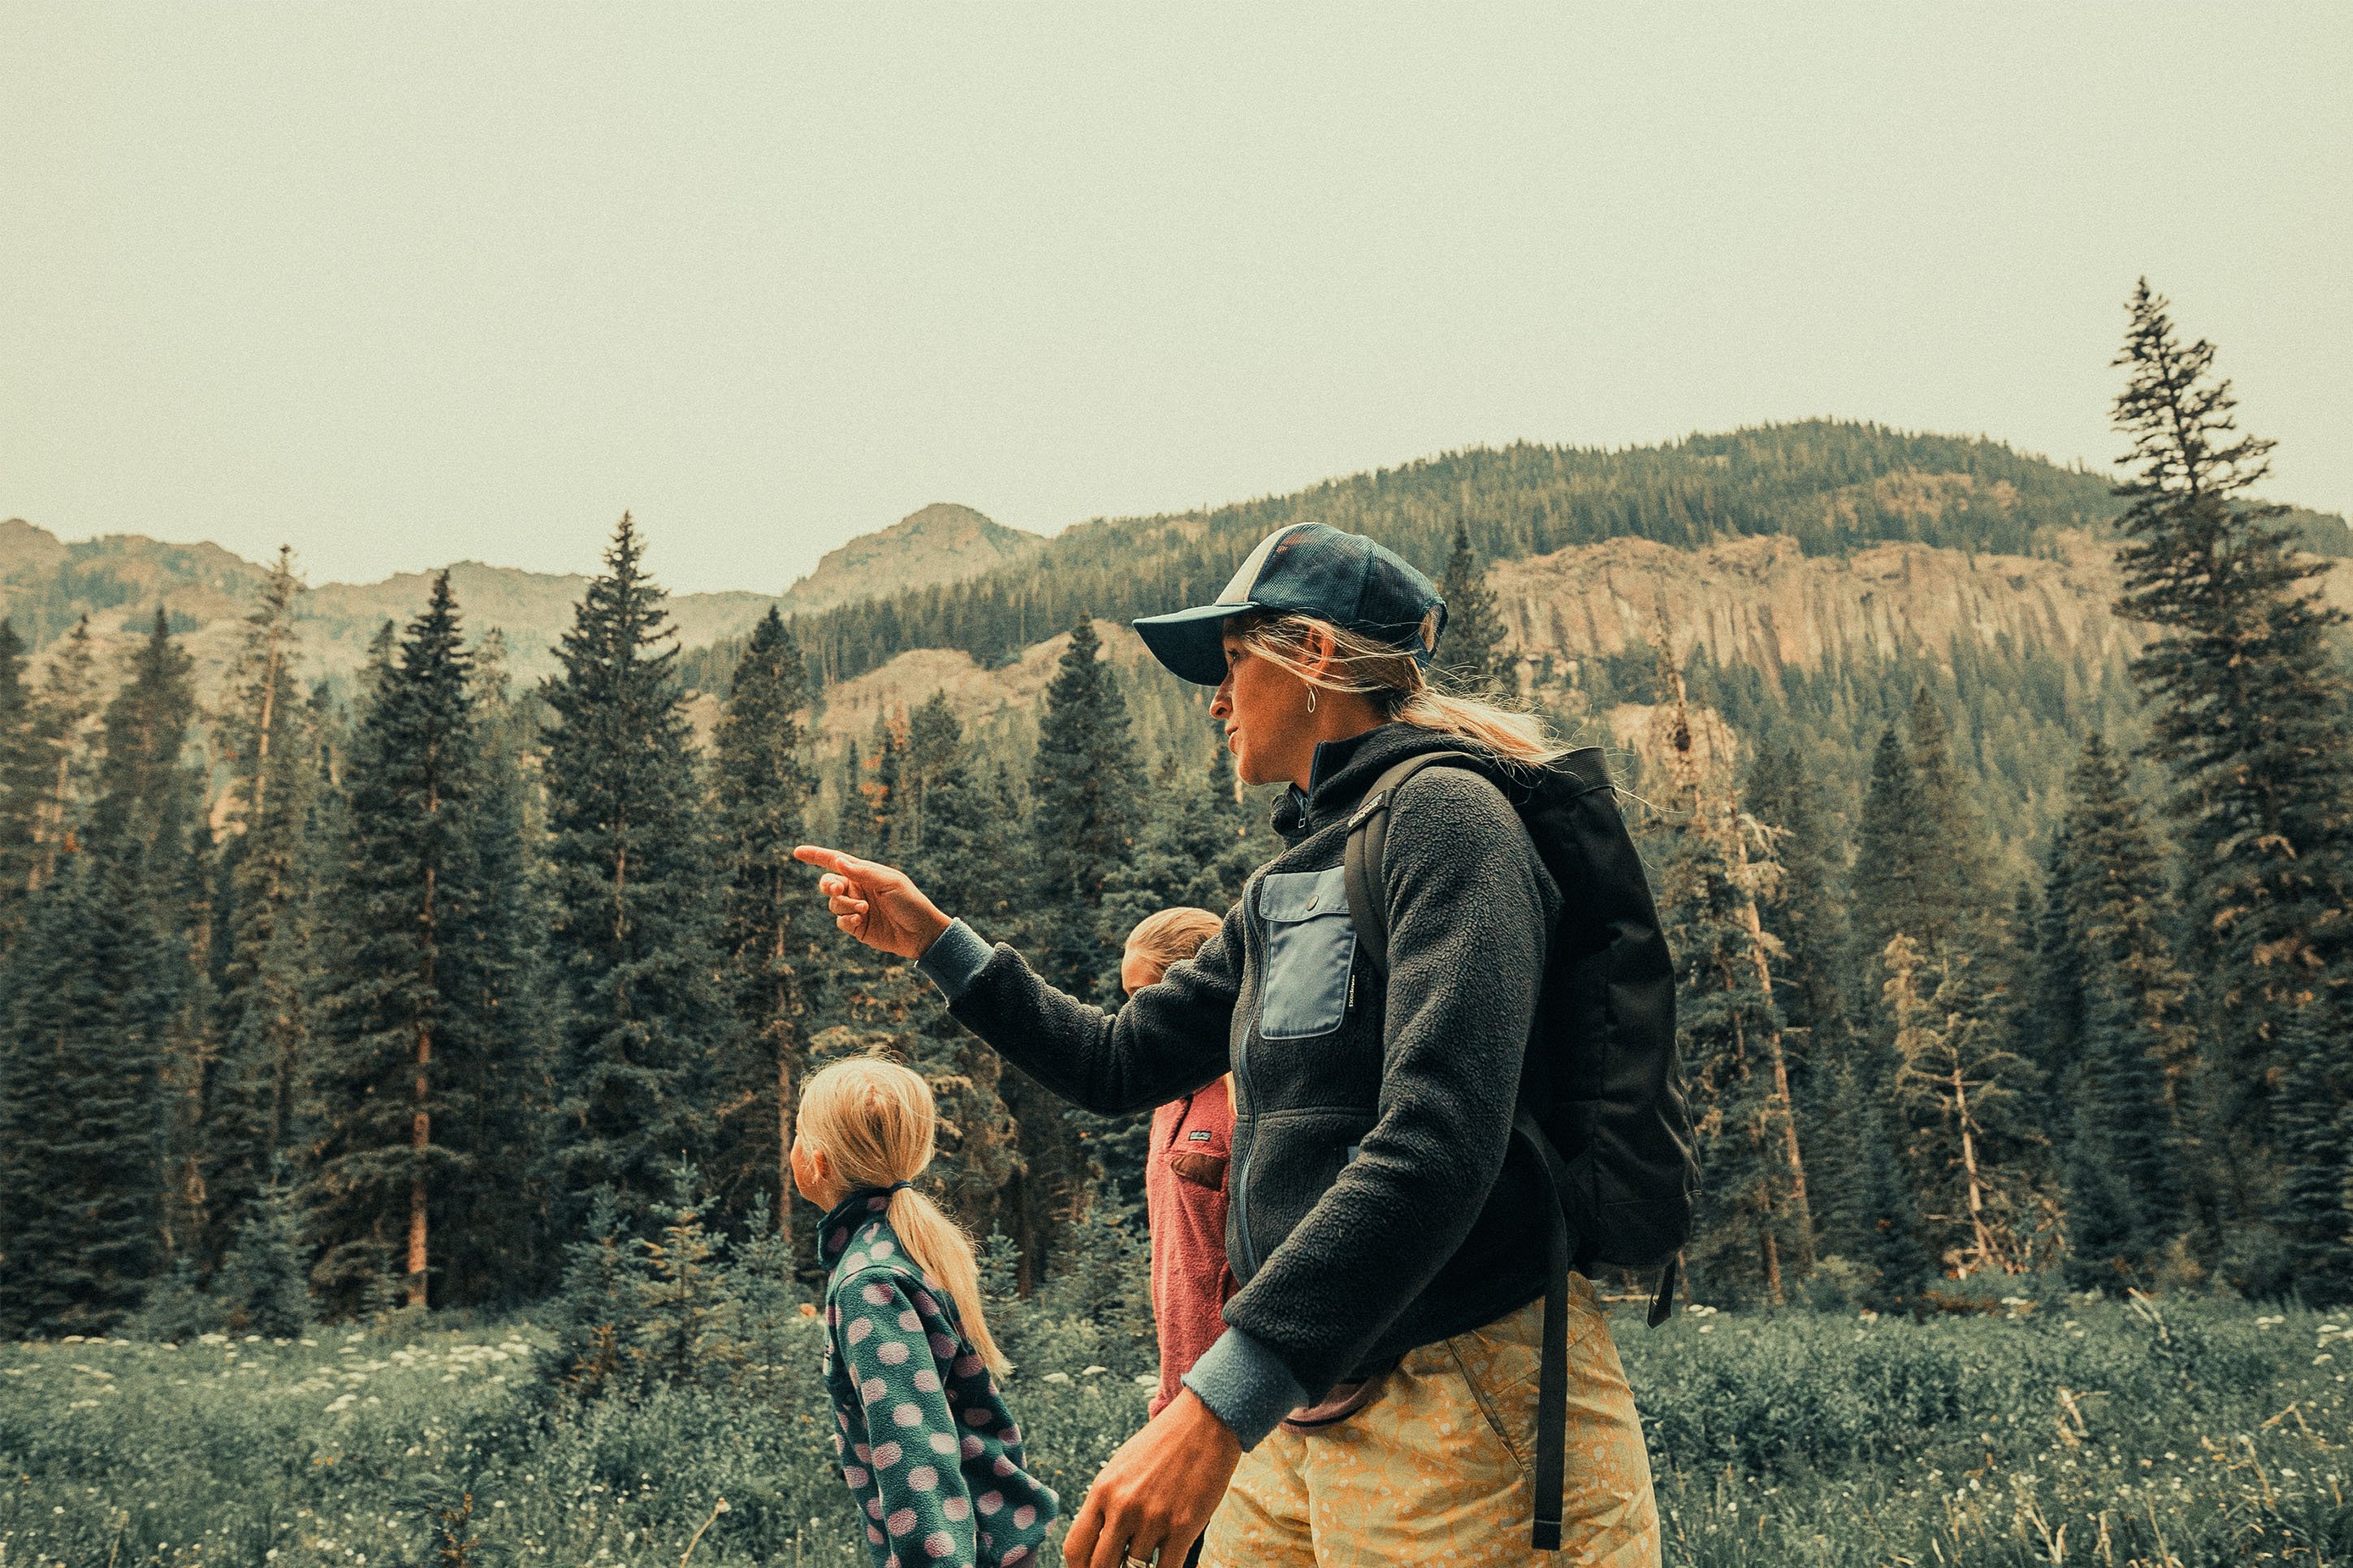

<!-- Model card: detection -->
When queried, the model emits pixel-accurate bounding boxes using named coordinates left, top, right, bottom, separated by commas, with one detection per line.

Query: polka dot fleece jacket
left=817, top=1188, right=1059, bottom=1568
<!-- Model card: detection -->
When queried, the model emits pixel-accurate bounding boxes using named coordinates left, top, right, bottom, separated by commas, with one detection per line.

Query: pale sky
left=3, top=5, right=2347, bottom=594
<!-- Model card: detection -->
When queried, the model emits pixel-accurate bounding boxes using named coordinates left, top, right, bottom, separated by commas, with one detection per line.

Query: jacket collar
left=815, top=1187, right=898, bottom=1271
left=1271, top=722, right=1490, bottom=845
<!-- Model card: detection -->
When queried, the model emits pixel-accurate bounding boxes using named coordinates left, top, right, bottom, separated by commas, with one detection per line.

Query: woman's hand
left=792, top=845, right=953, bottom=961
left=1062, top=1389, right=1241, bottom=1568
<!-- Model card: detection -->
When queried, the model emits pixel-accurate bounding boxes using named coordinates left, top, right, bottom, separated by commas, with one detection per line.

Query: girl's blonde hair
left=1233, top=611, right=1566, bottom=763
left=1123, top=906, right=1223, bottom=977
left=797, top=1055, right=1010, bottom=1377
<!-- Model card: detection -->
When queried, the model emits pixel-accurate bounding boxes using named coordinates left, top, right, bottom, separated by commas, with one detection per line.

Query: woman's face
left=1210, top=629, right=1313, bottom=787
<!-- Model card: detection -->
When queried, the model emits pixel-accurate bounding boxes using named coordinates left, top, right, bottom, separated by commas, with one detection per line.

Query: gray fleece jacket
left=918, top=723, right=1560, bottom=1450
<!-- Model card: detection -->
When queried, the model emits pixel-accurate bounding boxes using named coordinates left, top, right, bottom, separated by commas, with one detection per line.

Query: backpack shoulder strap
left=1340, top=750, right=1489, bottom=975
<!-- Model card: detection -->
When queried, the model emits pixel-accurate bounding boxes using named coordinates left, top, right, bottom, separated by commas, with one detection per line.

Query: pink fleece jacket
left=1145, top=1078, right=1241, bottom=1418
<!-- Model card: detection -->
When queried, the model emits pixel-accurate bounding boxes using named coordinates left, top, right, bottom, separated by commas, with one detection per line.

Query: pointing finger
left=794, top=845, right=873, bottom=878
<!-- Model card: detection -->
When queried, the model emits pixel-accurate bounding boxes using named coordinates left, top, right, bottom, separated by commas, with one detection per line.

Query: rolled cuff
left=916, top=919, right=994, bottom=1001
left=1180, top=1325, right=1310, bottom=1452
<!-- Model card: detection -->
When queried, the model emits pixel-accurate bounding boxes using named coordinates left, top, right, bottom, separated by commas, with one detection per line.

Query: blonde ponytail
left=798, top=1055, right=1011, bottom=1377
left=1235, top=612, right=1567, bottom=764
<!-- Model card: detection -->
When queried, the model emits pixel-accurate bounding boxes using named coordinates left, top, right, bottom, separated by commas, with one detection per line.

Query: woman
left=798, top=522, right=1659, bottom=1567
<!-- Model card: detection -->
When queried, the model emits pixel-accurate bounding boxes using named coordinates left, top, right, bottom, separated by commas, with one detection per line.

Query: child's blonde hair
left=798, top=1055, right=1010, bottom=1377
left=1124, top=906, right=1223, bottom=979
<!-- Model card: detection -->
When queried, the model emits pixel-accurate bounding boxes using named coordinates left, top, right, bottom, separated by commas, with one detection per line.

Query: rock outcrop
left=780, top=503, right=1043, bottom=615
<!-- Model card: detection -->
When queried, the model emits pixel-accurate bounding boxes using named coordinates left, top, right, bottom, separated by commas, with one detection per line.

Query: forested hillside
left=785, top=421, right=2140, bottom=684
left=5, top=315, right=2353, bottom=1366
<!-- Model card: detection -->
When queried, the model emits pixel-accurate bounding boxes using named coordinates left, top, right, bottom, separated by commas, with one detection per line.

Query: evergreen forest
left=2, top=282, right=2351, bottom=1370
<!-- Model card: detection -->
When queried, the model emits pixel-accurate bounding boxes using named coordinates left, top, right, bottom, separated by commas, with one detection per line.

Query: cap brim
left=1132, top=602, right=1258, bottom=685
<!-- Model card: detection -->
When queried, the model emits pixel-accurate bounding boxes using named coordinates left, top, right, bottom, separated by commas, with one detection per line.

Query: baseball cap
left=1132, top=523, right=1448, bottom=686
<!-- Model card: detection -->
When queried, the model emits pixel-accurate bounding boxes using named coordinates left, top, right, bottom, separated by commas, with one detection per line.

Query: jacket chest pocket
left=1256, top=867, right=1358, bottom=1040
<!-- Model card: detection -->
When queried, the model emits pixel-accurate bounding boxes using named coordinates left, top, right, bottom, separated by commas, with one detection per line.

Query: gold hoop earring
left=1306, top=687, right=1319, bottom=714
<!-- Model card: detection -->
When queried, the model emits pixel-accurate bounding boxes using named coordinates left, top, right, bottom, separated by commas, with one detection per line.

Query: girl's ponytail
left=798, top=1055, right=1011, bottom=1377
left=885, top=1186, right=1009, bottom=1377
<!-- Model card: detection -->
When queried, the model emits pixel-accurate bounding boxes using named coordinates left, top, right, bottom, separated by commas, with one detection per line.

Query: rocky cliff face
left=1490, top=528, right=2353, bottom=676
left=779, top=503, right=1043, bottom=615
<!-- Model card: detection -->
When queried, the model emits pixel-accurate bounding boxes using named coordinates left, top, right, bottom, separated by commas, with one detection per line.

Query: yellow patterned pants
left=1200, top=1282, right=1659, bottom=1566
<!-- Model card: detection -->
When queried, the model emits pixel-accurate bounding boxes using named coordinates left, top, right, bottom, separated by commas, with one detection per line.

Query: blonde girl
left=793, top=1054, right=1059, bottom=1568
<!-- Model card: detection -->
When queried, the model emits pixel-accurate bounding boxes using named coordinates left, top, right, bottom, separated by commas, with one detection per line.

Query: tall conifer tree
left=2273, top=1001, right=2353, bottom=1301
left=2051, top=735, right=2194, bottom=1272
left=28, top=615, right=98, bottom=888
left=1851, top=727, right=1928, bottom=980
left=98, top=610, right=203, bottom=1273
left=2108, top=282, right=2353, bottom=1210
left=0, top=849, right=169, bottom=1335
left=1883, top=936, right=2041, bottom=1276
left=439, top=634, right=557, bottom=1306
left=0, top=622, right=43, bottom=947
left=712, top=608, right=820, bottom=1233
left=543, top=517, right=729, bottom=1228
left=1436, top=521, right=1510, bottom=697
left=1015, top=619, right=1143, bottom=1282
left=306, top=576, right=482, bottom=1309
left=206, top=553, right=316, bottom=1263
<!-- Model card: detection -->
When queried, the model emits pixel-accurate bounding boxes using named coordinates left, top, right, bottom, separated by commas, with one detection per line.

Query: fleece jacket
left=919, top=723, right=1559, bottom=1449
left=816, top=1188, right=1059, bottom=1568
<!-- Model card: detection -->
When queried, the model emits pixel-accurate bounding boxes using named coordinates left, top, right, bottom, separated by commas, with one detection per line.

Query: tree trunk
left=409, top=1023, right=431, bottom=1310
left=1952, top=1062, right=1996, bottom=1275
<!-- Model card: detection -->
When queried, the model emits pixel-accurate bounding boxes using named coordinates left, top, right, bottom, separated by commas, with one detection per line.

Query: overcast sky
left=3, top=5, right=2347, bottom=594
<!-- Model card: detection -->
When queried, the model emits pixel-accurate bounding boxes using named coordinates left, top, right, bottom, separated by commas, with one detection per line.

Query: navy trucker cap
left=1133, top=523, right=1448, bottom=686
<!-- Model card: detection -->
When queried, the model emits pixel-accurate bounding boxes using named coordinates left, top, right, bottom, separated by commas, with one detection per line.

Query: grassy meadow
left=4, top=1292, right=2351, bottom=1567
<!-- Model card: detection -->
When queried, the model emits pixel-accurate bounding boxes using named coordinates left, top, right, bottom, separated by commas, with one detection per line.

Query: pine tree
left=0, top=848, right=171, bottom=1336
left=2108, top=281, right=2353, bottom=1193
left=1742, top=741, right=1852, bottom=1259
left=215, top=1158, right=315, bottom=1337
left=1903, top=689, right=1994, bottom=950
left=895, top=706, right=1021, bottom=1236
left=1851, top=727, right=1928, bottom=983
left=543, top=517, right=729, bottom=1229
left=546, top=1185, right=647, bottom=1405
left=711, top=608, right=820, bottom=1236
left=1016, top=619, right=1144, bottom=1284
left=0, top=621, right=44, bottom=948
left=2274, top=1003, right=2353, bottom=1303
left=1436, top=521, right=1511, bottom=697
left=28, top=615, right=98, bottom=888
left=2052, top=734, right=2194, bottom=1269
left=303, top=576, right=491, bottom=1316
left=1646, top=654, right=1812, bottom=1301
left=206, top=556, right=319, bottom=1265
left=1029, top=619, right=1143, bottom=994
left=633, top=1162, right=742, bottom=1391
left=89, top=609, right=202, bottom=868
left=437, top=635, right=557, bottom=1307
left=1842, top=1062, right=1934, bottom=1312
left=1883, top=936, right=2041, bottom=1276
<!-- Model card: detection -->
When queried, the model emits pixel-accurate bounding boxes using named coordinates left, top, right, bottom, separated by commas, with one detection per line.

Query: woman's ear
left=1302, top=624, right=1338, bottom=684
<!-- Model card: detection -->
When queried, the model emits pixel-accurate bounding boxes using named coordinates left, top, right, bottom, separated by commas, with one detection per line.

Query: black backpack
left=1341, top=746, right=1697, bottom=1553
